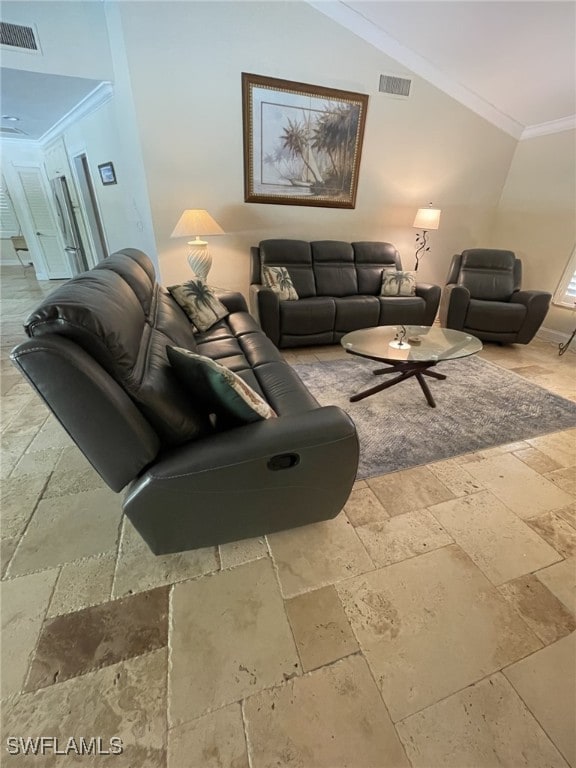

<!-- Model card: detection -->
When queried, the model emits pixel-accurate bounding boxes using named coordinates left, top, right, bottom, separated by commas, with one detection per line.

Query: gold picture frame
left=242, top=73, right=368, bottom=209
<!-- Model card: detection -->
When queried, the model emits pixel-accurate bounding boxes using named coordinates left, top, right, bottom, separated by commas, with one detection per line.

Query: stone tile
left=498, top=574, right=576, bottom=644
left=1, top=649, right=167, bottom=767
left=168, top=703, right=248, bottom=768
left=367, top=466, right=455, bottom=517
left=244, top=655, right=410, bottom=768
left=26, top=420, right=74, bottom=452
left=397, top=672, right=568, bottom=768
left=219, top=536, right=268, bottom=569
left=284, top=585, right=358, bottom=672
left=545, top=466, right=576, bottom=496
left=427, top=458, right=485, bottom=497
left=527, top=430, right=576, bottom=468
left=8, top=489, right=123, bottom=577
left=0, top=537, right=17, bottom=578
left=1, top=569, right=59, bottom=698
left=557, top=502, right=576, bottom=530
left=464, top=454, right=573, bottom=518
left=11, top=446, right=63, bottom=478
left=430, top=491, right=561, bottom=585
left=267, top=514, right=374, bottom=598
left=25, top=586, right=169, bottom=692
left=514, top=446, right=563, bottom=474
left=343, top=486, right=389, bottom=526
left=356, top=510, right=453, bottom=568
left=536, top=557, right=576, bottom=614
left=42, top=467, right=106, bottom=499
left=527, top=511, right=576, bottom=559
left=47, top=554, right=116, bottom=616
left=54, top=444, right=93, bottom=473
left=113, top=517, right=218, bottom=597
left=337, top=545, right=542, bottom=721
left=169, top=558, right=299, bottom=727
left=504, top=633, right=576, bottom=768
left=0, top=474, right=46, bottom=539
left=477, top=440, right=530, bottom=457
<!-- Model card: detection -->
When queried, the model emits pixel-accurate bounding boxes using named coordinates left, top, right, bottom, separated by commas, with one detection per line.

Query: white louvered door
left=16, top=167, right=71, bottom=279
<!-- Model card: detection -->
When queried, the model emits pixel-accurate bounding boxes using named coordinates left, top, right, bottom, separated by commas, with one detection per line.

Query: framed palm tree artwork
left=242, top=73, right=369, bottom=208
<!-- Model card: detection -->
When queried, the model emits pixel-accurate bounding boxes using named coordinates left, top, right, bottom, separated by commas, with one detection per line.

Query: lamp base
left=187, top=240, right=212, bottom=280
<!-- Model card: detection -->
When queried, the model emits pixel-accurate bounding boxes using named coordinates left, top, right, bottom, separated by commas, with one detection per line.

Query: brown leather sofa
left=250, top=240, right=441, bottom=348
left=10, top=249, right=359, bottom=554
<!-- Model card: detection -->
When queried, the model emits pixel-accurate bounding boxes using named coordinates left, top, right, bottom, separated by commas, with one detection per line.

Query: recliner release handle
left=267, top=453, right=300, bottom=471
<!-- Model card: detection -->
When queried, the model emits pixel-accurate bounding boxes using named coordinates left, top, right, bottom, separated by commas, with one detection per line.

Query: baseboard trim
left=537, top=326, right=576, bottom=352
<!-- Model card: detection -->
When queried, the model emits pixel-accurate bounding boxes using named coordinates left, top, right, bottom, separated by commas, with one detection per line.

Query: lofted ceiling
left=1, top=2, right=575, bottom=142
left=310, top=0, right=576, bottom=138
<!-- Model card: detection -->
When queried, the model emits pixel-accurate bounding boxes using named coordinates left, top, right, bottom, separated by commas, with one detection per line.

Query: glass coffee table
left=341, top=325, right=483, bottom=408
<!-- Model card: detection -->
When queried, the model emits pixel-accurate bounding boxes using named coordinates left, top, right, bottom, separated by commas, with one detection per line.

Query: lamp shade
left=413, top=206, right=441, bottom=230
left=170, top=209, right=225, bottom=239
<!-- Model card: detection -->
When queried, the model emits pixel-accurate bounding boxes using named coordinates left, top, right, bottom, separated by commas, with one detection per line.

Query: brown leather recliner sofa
left=10, top=249, right=359, bottom=554
left=250, top=239, right=441, bottom=348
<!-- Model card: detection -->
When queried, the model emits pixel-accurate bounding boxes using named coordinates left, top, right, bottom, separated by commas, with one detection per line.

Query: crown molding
left=520, top=115, right=576, bottom=141
left=307, top=0, right=525, bottom=139
left=39, top=81, right=113, bottom=147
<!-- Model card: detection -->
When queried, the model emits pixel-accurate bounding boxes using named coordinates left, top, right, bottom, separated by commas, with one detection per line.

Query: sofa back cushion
left=259, top=240, right=316, bottom=297
left=353, top=242, right=402, bottom=295
left=312, top=241, right=358, bottom=297
left=458, top=249, right=516, bottom=301
left=25, top=250, right=210, bottom=446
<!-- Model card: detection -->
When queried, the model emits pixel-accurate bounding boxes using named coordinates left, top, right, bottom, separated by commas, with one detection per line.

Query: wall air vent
left=379, top=74, right=411, bottom=98
left=1, top=21, right=39, bottom=52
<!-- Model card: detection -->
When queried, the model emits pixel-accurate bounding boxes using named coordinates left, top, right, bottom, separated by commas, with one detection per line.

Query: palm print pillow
left=168, top=279, right=229, bottom=331
left=380, top=269, right=416, bottom=296
left=261, top=266, right=299, bottom=301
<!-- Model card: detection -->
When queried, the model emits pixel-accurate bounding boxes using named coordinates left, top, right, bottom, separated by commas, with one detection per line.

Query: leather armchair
left=439, top=249, right=551, bottom=344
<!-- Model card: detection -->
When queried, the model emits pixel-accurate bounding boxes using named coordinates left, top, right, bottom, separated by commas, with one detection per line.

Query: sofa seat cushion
left=378, top=296, right=427, bottom=325
left=334, top=296, right=380, bottom=332
left=253, top=362, right=319, bottom=415
left=466, top=299, right=526, bottom=333
left=280, top=297, right=335, bottom=335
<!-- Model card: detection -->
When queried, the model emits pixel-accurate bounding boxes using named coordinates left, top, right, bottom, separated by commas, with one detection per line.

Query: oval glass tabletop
left=341, top=325, right=482, bottom=363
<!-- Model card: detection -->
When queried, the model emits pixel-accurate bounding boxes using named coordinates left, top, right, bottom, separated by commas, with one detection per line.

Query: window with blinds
left=554, top=247, right=576, bottom=308
left=0, top=182, right=20, bottom=236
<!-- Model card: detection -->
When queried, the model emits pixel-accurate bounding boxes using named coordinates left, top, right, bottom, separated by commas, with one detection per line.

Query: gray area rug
left=292, top=356, right=576, bottom=479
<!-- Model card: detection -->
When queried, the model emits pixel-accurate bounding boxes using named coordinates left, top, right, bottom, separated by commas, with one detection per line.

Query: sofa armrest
left=510, top=290, right=552, bottom=343
left=439, top=284, right=470, bottom=330
left=123, top=405, right=359, bottom=554
left=415, top=282, right=441, bottom=325
left=249, top=285, right=281, bottom=346
left=214, top=289, right=248, bottom=314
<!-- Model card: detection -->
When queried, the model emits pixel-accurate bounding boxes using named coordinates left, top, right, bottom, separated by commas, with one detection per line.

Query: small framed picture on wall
left=98, top=162, right=117, bottom=185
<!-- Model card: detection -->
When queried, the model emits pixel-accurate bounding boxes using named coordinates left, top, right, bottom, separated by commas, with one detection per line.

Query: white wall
left=1, top=1, right=113, bottom=80
left=118, top=0, right=517, bottom=292
left=493, top=129, right=576, bottom=336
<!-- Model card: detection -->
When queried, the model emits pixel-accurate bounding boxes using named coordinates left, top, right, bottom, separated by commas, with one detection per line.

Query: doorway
left=72, top=154, right=108, bottom=265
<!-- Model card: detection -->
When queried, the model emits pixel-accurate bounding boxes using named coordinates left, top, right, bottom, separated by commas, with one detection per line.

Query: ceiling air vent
left=1, top=21, right=39, bottom=51
left=379, top=74, right=411, bottom=98
left=0, top=125, right=27, bottom=136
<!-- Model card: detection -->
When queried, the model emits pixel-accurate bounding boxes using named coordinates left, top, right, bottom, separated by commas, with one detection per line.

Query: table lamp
left=170, top=209, right=225, bottom=280
left=413, top=203, right=441, bottom=271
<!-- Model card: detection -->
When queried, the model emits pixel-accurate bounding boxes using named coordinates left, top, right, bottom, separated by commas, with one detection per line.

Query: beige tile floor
left=1, top=265, right=575, bottom=767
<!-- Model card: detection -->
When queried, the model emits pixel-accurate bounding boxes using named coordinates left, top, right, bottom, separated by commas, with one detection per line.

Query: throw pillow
left=381, top=270, right=417, bottom=297
left=167, top=279, right=229, bottom=332
left=262, top=265, right=299, bottom=301
left=166, top=346, right=276, bottom=427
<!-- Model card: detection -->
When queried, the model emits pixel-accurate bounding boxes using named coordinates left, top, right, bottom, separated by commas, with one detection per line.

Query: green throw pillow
left=381, top=269, right=416, bottom=297
left=168, top=279, right=229, bottom=332
left=262, top=265, right=299, bottom=301
left=166, top=346, right=277, bottom=428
